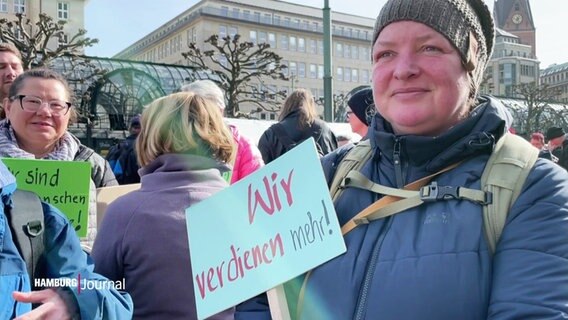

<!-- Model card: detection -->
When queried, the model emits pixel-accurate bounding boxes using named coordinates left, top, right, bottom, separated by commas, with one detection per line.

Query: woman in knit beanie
left=298, top=0, right=568, bottom=319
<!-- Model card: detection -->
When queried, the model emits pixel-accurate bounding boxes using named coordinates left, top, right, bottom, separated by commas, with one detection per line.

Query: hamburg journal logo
left=34, top=275, right=125, bottom=294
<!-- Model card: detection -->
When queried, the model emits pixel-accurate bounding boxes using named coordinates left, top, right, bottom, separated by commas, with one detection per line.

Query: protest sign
left=2, top=158, right=91, bottom=237
left=186, top=138, right=346, bottom=319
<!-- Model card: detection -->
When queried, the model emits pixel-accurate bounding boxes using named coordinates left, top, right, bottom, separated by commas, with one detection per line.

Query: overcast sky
left=85, top=0, right=567, bottom=69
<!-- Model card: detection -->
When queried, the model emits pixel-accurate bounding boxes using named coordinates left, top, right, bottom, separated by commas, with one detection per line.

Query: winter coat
left=229, top=124, right=264, bottom=184
left=302, top=96, right=568, bottom=319
left=258, top=112, right=337, bottom=164
left=0, top=160, right=133, bottom=319
left=91, top=153, right=235, bottom=320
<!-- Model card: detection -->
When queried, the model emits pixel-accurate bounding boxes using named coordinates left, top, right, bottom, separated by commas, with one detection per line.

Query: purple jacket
left=92, top=153, right=234, bottom=320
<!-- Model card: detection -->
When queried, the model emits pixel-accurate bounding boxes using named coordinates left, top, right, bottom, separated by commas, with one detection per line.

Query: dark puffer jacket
left=304, top=96, right=568, bottom=319
left=258, top=111, right=337, bottom=164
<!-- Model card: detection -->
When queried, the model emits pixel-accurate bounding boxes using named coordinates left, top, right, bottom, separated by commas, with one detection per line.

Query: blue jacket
left=303, top=97, right=568, bottom=319
left=0, top=161, right=133, bottom=319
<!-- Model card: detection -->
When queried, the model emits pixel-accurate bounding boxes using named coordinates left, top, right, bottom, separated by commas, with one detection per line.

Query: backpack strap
left=5, top=190, right=45, bottom=288
left=481, top=133, right=538, bottom=254
left=329, top=140, right=373, bottom=202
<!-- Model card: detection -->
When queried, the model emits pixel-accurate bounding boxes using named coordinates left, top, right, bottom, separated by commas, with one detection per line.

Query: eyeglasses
left=11, top=94, right=72, bottom=116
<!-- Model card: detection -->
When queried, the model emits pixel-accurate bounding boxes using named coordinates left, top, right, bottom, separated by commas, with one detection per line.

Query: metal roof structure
left=48, top=55, right=211, bottom=150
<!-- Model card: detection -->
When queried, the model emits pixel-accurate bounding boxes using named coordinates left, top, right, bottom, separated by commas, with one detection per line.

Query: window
left=273, top=15, right=281, bottom=25
left=351, top=69, right=358, bottom=82
left=344, top=67, right=351, bottom=82
left=268, top=33, right=276, bottom=48
left=281, top=60, right=289, bottom=76
left=309, top=39, right=317, bottom=54
left=243, top=10, right=251, bottom=20
left=232, top=8, right=240, bottom=18
left=228, top=26, right=238, bottom=38
left=220, top=6, right=229, bottom=16
left=289, top=36, right=297, bottom=51
left=254, top=12, right=261, bottom=22
left=0, top=0, right=6, bottom=12
left=219, top=25, right=227, bottom=38
left=310, top=64, right=317, bottom=78
left=58, top=2, right=69, bottom=20
left=259, top=31, right=267, bottom=44
left=289, top=61, right=297, bottom=76
left=14, top=0, right=25, bottom=13
left=312, top=22, right=319, bottom=32
left=336, top=67, right=343, bottom=81
left=249, top=30, right=257, bottom=44
left=318, top=65, right=324, bottom=79
left=280, top=34, right=288, bottom=50
left=336, top=43, right=343, bottom=57
left=58, top=33, right=68, bottom=47
left=344, top=45, right=351, bottom=59
left=298, top=62, right=306, bottom=78
left=284, top=17, right=291, bottom=27
left=317, top=40, right=324, bottom=55
left=361, top=69, right=369, bottom=83
left=351, top=45, right=358, bottom=59
left=298, top=37, right=305, bottom=52
left=263, top=13, right=272, bottom=24
left=269, top=113, right=276, bottom=120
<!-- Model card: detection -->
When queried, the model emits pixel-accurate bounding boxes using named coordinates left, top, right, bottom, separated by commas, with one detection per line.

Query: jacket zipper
left=393, top=138, right=404, bottom=188
left=353, top=216, right=393, bottom=320
left=353, top=138, right=405, bottom=319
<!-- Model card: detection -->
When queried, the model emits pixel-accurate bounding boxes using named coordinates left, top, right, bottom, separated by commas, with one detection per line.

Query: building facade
left=493, top=0, right=536, bottom=57
left=481, top=0, right=539, bottom=98
left=113, top=0, right=375, bottom=120
left=541, top=63, right=568, bottom=104
left=0, top=0, right=87, bottom=50
left=481, top=28, right=539, bottom=97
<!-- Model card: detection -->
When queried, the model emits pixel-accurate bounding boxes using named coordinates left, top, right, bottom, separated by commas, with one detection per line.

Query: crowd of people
left=2, top=0, right=568, bottom=319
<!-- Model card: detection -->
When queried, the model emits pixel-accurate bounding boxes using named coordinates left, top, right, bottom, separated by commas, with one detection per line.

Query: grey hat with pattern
left=372, top=0, right=495, bottom=94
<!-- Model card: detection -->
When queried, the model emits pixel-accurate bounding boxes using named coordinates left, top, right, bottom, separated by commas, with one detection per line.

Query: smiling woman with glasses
left=0, top=68, right=118, bottom=248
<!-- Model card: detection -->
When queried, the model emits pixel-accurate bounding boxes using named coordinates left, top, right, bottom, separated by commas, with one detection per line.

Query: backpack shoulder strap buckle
left=26, top=220, right=44, bottom=237
left=420, top=182, right=459, bottom=202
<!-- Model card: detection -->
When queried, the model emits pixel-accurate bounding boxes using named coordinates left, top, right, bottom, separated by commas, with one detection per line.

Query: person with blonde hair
left=92, top=92, right=236, bottom=319
left=181, top=79, right=264, bottom=184
left=258, top=88, right=337, bottom=163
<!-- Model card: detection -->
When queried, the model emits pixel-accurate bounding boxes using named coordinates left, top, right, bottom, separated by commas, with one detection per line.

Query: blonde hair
left=136, top=92, right=235, bottom=167
left=278, top=88, right=318, bottom=127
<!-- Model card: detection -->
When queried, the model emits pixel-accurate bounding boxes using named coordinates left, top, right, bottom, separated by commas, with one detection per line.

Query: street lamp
left=323, top=0, right=333, bottom=122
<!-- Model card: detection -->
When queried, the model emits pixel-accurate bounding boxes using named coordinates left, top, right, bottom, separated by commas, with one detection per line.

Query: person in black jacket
left=258, top=88, right=337, bottom=164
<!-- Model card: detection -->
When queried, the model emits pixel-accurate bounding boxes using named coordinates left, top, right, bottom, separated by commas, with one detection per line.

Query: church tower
left=493, top=0, right=536, bottom=58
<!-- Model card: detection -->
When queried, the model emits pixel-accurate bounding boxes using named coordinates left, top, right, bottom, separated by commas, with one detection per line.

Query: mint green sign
left=186, top=138, right=346, bottom=319
left=2, top=158, right=91, bottom=237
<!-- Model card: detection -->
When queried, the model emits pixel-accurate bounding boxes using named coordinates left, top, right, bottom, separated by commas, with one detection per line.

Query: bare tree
left=182, top=34, right=288, bottom=117
left=508, top=82, right=562, bottom=134
left=0, top=13, right=98, bottom=69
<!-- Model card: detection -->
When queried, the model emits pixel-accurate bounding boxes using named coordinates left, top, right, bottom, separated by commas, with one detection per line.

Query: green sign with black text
left=2, top=158, right=91, bottom=237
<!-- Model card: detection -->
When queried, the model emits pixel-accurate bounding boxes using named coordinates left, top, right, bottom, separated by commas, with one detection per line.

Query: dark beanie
left=372, top=0, right=495, bottom=91
left=348, top=88, right=374, bottom=126
left=546, top=127, right=565, bottom=141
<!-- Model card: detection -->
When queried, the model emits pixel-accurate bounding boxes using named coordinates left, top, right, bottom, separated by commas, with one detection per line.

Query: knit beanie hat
left=546, top=127, right=565, bottom=141
left=372, top=0, right=495, bottom=92
left=347, top=88, right=374, bottom=126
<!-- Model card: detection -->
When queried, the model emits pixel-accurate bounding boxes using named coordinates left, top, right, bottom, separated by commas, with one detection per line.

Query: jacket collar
left=369, top=96, right=510, bottom=172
